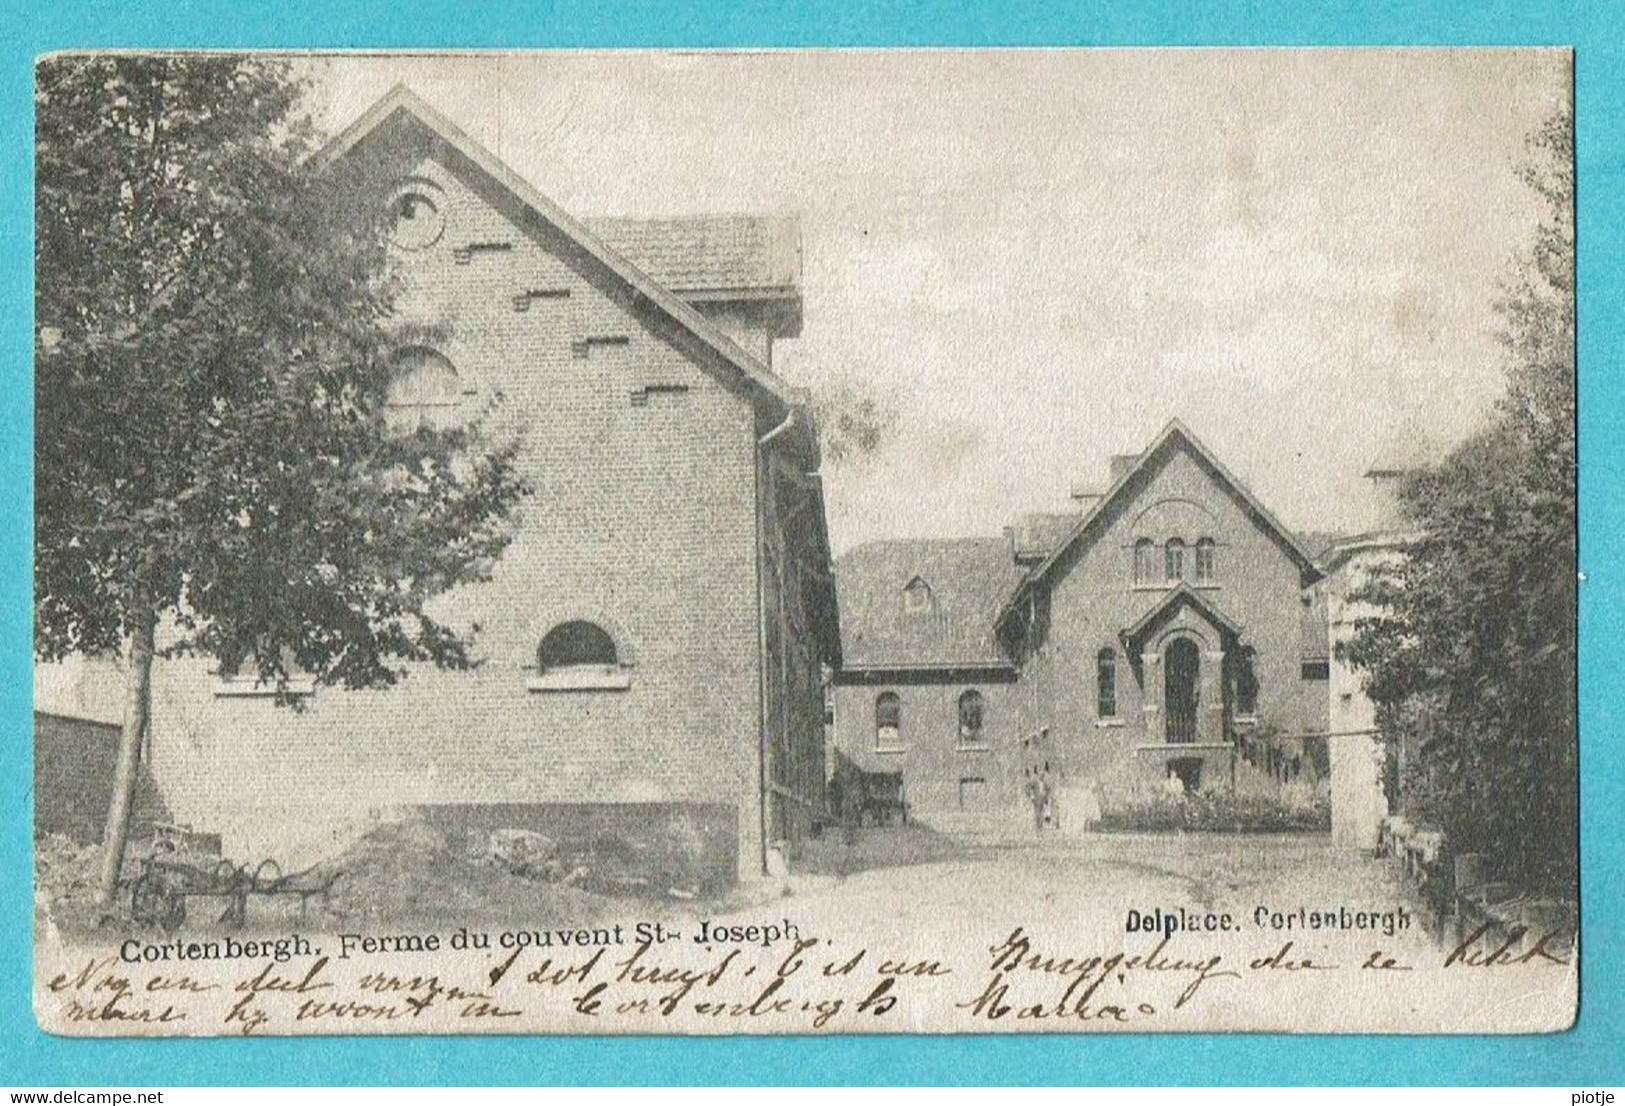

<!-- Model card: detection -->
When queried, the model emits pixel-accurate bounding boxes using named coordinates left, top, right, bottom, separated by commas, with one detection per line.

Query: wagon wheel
left=131, top=872, right=185, bottom=932
left=159, top=887, right=187, bottom=931
left=251, top=859, right=283, bottom=892
left=129, top=872, right=163, bottom=925
left=213, top=859, right=243, bottom=894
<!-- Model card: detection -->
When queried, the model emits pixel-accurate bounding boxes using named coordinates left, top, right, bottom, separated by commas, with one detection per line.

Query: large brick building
left=65, top=87, right=840, bottom=881
left=831, top=420, right=1329, bottom=823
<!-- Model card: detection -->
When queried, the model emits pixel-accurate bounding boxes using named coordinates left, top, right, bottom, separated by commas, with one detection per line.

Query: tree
left=1342, top=108, right=1576, bottom=896
left=34, top=56, right=526, bottom=907
left=800, top=373, right=900, bottom=465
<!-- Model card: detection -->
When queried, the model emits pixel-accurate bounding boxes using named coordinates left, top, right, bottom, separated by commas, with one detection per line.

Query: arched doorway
left=1165, top=637, right=1200, bottom=745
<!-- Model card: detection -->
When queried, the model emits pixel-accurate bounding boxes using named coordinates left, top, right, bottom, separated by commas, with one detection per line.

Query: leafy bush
left=1094, top=791, right=1331, bottom=834
left=1340, top=109, right=1576, bottom=899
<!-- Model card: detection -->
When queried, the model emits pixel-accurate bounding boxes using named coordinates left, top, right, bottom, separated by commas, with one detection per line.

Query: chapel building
left=830, top=420, right=1331, bottom=823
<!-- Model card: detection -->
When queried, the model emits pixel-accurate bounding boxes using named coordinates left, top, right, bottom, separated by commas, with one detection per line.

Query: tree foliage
left=36, top=55, right=526, bottom=691
left=1342, top=108, right=1576, bottom=896
left=35, top=56, right=527, bottom=901
left=801, top=374, right=900, bottom=465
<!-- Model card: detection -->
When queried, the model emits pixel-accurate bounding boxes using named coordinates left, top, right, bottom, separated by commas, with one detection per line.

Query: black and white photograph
left=32, top=49, right=1577, bottom=1035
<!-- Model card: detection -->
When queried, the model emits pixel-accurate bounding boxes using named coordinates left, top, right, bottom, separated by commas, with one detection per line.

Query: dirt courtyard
left=39, top=820, right=1431, bottom=960
left=771, top=827, right=1430, bottom=948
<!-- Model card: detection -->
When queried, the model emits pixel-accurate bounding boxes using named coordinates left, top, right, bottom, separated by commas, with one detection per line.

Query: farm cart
left=128, top=823, right=340, bottom=931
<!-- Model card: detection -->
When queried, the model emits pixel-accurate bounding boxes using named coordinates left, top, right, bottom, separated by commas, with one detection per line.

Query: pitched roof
left=313, top=85, right=808, bottom=423
left=1009, top=511, right=1082, bottom=563
left=1120, top=584, right=1243, bottom=655
left=836, top=538, right=1024, bottom=670
left=583, top=215, right=800, bottom=297
left=1295, top=530, right=1350, bottom=564
left=1317, top=527, right=1427, bottom=574
left=998, top=419, right=1321, bottom=630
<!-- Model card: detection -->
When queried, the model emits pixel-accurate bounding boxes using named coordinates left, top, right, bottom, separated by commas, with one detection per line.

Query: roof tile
left=835, top=538, right=1025, bottom=669
left=584, top=215, right=800, bottom=295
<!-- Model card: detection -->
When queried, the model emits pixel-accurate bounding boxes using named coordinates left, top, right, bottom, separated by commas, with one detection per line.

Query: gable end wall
left=143, top=144, right=768, bottom=879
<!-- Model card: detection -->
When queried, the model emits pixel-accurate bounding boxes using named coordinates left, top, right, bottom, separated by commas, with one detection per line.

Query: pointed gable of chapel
left=314, top=85, right=813, bottom=447
left=997, top=419, right=1321, bottom=634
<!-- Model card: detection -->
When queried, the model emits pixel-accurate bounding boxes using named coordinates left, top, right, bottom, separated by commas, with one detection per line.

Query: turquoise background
left=2, top=0, right=1620, bottom=1086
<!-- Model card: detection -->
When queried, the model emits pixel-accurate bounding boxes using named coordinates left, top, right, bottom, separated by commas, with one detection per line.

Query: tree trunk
left=95, top=609, right=156, bottom=908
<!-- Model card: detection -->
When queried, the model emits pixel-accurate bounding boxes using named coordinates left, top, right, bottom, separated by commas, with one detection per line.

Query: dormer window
left=902, top=577, right=934, bottom=614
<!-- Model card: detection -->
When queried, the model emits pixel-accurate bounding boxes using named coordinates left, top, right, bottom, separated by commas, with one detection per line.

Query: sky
left=307, top=50, right=1570, bottom=552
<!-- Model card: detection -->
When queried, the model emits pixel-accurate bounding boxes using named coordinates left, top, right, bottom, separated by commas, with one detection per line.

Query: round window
left=386, top=186, right=445, bottom=251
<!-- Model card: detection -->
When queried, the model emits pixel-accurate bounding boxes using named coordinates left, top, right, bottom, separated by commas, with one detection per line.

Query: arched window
left=1164, top=538, right=1186, bottom=582
left=1133, top=538, right=1157, bottom=584
left=538, top=621, right=618, bottom=671
left=1195, top=538, right=1216, bottom=583
left=1234, top=645, right=1259, bottom=717
left=875, top=692, right=903, bottom=749
left=958, top=690, right=985, bottom=744
left=388, top=346, right=464, bottom=408
left=1096, top=648, right=1117, bottom=719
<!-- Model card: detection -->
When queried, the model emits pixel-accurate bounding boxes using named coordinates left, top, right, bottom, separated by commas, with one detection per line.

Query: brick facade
left=832, top=422, right=1327, bottom=824
left=830, top=674, right=1020, bottom=814
left=1004, top=436, right=1326, bottom=807
left=126, top=92, right=835, bottom=881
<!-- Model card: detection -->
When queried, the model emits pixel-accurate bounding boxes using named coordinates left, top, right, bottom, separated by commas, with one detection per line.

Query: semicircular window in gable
left=388, top=346, right=465, bottom=409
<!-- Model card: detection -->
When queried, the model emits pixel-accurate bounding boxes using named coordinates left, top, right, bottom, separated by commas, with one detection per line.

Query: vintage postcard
left=32, top=48, right=1577, bottom=1035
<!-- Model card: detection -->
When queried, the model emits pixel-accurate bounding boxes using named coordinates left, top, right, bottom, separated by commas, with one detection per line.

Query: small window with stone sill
left=1165, top=538, right=1187, bottom=582
left=1133, top=538, right=1158, bottom=585
left=958, top=689, right=986, bottom=748
left=1096, top=647, right=1119, bottom=722
left=1194, top=537, right=1217, bottom=584
left=875, top=691, right=904, bottom=751
left=1233, top=645, right=1260, bottom=719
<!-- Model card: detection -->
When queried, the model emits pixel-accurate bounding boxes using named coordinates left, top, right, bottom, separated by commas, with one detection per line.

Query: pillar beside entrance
left=1140, top=650, right=1161, bottom=735
left=1200, top=649, right=1226, bottom=744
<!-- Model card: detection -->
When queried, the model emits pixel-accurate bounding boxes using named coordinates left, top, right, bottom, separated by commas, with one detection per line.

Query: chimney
left=1364, top=420, right=1437, bottom=532
left=1108, top=454, right=1140, bottom=484
left=1009, top=515, right=1048, bottom=565
left=1069, top=482, right=1103, bottom=511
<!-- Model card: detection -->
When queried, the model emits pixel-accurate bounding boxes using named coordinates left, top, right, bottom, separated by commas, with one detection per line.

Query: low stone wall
left=1378, top=816, right=1576, bottom=957
left=34, top=712, right=170, bottom=845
